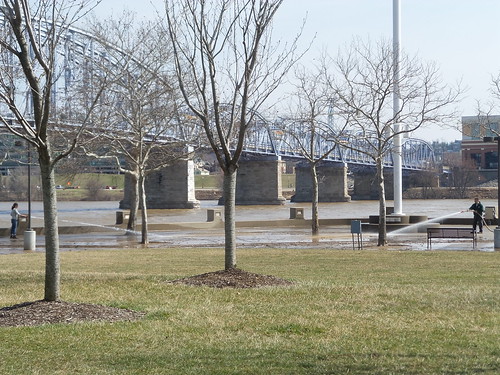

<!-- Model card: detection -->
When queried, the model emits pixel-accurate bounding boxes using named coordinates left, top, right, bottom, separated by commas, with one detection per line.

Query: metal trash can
left=485, top=206, right=497, bottom=220
left=24, top=229, right=36, bottom=251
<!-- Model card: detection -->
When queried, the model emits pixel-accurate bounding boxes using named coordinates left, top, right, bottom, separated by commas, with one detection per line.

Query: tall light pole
left=393, top=0, right=403, bottom=215
left=24, top=132, right=36, bottom=251
left=27, top=141, right=31, bottom=229
left=483, top=136, right=500, bottom=248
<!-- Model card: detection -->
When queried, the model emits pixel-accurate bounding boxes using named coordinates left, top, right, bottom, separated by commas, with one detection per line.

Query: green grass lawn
left=0, top=248, right=498, bottom=374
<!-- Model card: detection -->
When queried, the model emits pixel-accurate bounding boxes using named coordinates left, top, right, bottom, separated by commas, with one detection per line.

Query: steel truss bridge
left=242, top=121, right=434, bottom=170
left=0, top=15, right=435, bottom=172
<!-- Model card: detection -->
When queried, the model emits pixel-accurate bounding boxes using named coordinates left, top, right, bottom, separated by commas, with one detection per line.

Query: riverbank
left=404, top=186, right=498, bottom=199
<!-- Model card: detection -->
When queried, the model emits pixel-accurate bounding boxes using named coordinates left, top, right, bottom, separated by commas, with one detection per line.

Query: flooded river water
left=0, top=199, right=498, bottom=253
left=1, top=198, right=495, bottom=225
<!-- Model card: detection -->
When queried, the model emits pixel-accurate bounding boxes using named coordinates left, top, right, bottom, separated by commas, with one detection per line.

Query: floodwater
left=0, top=199, right=498, bottom=253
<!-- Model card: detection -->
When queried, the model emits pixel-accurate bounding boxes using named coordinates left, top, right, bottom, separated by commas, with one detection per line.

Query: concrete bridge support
left=352, top=170, right=394, bottom=200
left=353, top=169, right=437, bottom=200
left=119, top=175, right=135, bottom=210
left=235, top=157, right=286, bottom=205
left=120, top=158, right=200, bottom=209
left=352, top=169, right=437, bottom=200
left=352, top=171, right=380, bottom=200
left=293, top=163, right=351, bottom=202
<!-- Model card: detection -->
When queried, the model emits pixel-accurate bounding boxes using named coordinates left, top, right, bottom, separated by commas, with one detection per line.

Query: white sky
left=94, top=0, right=500, bottom=142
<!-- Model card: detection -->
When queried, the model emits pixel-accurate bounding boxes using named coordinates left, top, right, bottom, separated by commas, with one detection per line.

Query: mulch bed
left=0, top=300, right=145, bottom=327
left=169, top=268, right=294, bottom=289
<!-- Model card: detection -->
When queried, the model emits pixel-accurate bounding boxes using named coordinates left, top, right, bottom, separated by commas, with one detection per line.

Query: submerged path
left=0, top=199, right=497, bottom=253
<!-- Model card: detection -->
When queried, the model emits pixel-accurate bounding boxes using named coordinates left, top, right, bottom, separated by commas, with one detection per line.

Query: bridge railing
left=241, top=124, right=434, bottom=170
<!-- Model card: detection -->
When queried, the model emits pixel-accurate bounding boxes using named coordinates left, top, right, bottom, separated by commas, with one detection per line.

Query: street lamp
left=23, top=140, right=36, bottom=251
left=27, top=141, right=31, bottom=229
left=483, top=136, right=500, bottom=248
left=392, top=0, right=403, bottom=216
left=14, top=137, right=36, bottom=250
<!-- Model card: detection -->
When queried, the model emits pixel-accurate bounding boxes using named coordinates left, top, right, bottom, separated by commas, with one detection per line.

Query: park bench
left=426, top=227, right=477, bottom=249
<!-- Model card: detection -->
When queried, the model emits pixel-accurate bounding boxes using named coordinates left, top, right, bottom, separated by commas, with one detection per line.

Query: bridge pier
left=352, top=171, right=379, bottom=200
left=234, top=156, right=286, bottom=205
left=119, top=174, right=134, bottom=209
left=293, top=163, right=351, bottom=202
left=351, top=169, right=434, bottom=200
left=120, top=158, right=200, bottom=209
left=351, top=170, right=395, bottom=200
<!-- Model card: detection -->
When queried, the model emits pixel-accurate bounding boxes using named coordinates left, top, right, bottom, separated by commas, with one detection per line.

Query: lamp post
left=23, top=140, right=36, bottom=251
left=483, top=136, right=500, bottom=249
left=393, top=0, right=403, bottom=216
left=27, top=141, right=31, bottom=229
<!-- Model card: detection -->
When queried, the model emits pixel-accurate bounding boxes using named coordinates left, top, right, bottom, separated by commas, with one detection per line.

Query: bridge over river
left=0, top=14, right=435, bottom=208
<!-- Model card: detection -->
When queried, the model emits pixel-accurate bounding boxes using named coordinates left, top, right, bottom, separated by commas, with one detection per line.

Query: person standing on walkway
left=468, top=197, right=484, bottom=234
left=10, top=203, right=26, bottom=239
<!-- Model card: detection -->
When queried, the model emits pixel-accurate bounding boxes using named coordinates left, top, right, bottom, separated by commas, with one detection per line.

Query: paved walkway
left=0, top=217, right=496, bottom=254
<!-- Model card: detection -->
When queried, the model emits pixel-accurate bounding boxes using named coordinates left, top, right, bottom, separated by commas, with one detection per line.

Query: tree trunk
left=127, top=173, right=139, bottom=233
left=311, top=163, right=319, bottom=235
left=376, top=157, right=387, bottom=246
left=223, top=167, right=237, bottom=270
left=39, top=152, right=60, bottom=301
left=139, top=173, right=148, bottom=245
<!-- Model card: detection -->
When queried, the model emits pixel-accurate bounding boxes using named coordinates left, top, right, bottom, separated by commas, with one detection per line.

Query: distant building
left=461, top=115, right=499, bottom=170
left=431, top=140, right=461, bottom=163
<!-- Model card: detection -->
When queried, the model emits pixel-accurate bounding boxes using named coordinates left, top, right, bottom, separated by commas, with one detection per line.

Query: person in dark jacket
left=469, top=197, right=484, bottom=233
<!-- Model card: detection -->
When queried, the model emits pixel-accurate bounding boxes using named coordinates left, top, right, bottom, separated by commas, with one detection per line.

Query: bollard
left=24, top=229, right=36, bottom=251
left=116, top=211, right=130, bottom=225
left=116, top=211, right=124, bottom=224
left=289, top=207, right=304, bottom=219
left=494, top=228, right=500, bottom=250
left=207, top=209, right=223, bottom=222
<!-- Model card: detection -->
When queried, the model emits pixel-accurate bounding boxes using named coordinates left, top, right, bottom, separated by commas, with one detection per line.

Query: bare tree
left=446, top=154, right=479, bottom=198
left=473, top=74, right=500, bottom=137
left=491, top=73, right=500, bottom=109
left=83, top=14, right=192, bottom=245
left=0, top=1, right=103, bottom=301
left=327, top=38, right=460, bottom=245
left=408, top=169, right=440, bottom=199
left=281, top=64, right=349, bottom=235
left=165, top=0, right=301, bottom=269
